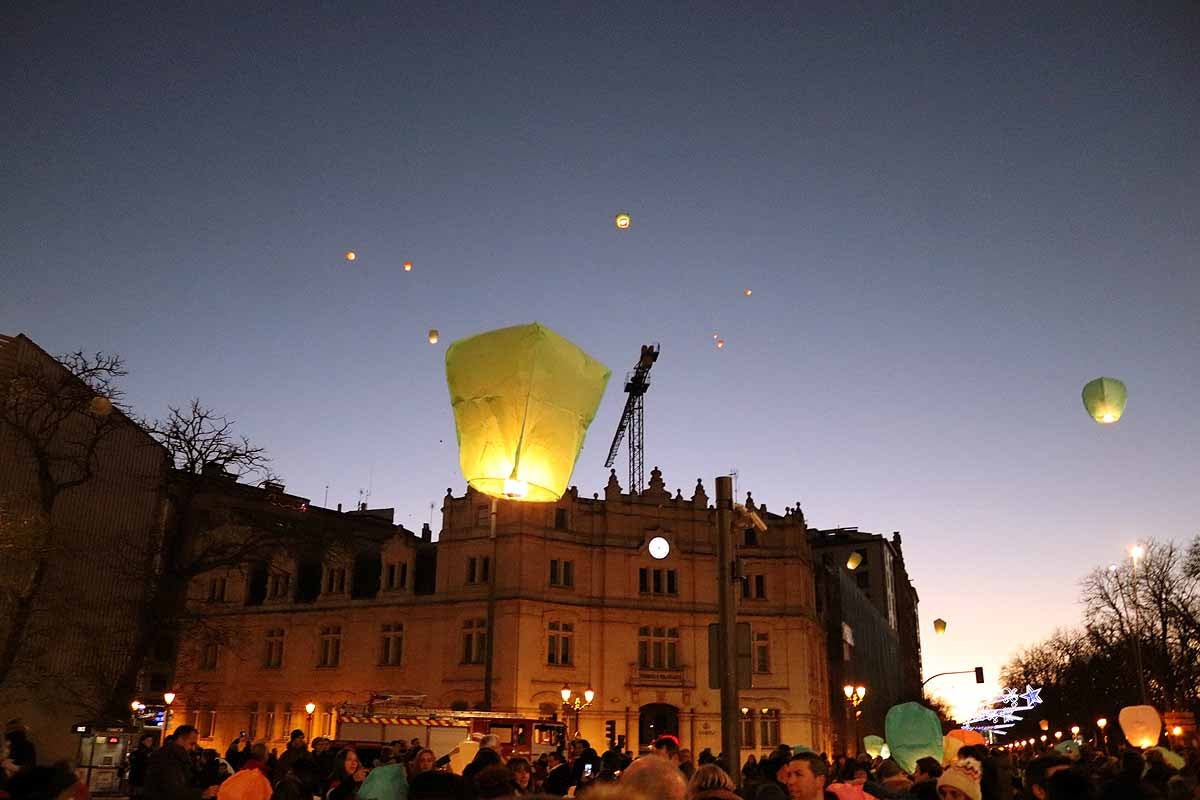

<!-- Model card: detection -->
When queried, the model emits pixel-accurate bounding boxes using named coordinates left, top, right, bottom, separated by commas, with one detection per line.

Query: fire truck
left=332, top=699, right=566, bottom=764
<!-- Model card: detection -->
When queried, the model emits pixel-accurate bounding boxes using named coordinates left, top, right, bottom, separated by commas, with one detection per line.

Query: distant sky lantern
left=614, top=212, right=631, bottom=230
left=445, top=322, right=610, bottom=502
left=1082, top=377, right=1127, bottom=424
left=846, top=552, right=863, bottom=570
left=344, top=250, right=357, bottom=262
left=715, top=339, right=725, bottom=349
left=428, top=329, right=439, bottom=344
left=1119, top=705, right=1162, bottom=749
left=744, top=289, right=752, bottom=297
left=89, top=396, right=113, bottom=416
left=404, top=261, right=413, bottom=272
left=933, top=618, right=947, bottom=635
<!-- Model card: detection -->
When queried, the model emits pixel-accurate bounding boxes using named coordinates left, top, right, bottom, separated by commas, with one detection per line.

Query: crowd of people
left=6, top=719, right=1200, bottom=800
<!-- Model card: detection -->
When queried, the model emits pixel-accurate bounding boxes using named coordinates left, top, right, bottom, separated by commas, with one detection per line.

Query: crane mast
left=604, top=344, right=660, bottom=494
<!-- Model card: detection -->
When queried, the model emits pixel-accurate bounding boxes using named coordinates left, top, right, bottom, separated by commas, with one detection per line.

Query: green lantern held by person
left=445, top=322, right=611, bottom=502
left=885, top=702, right=944, bottom=774
left=863, top=735, right=886, bottom=758
left=1082, top=377, right=1127, bottom=424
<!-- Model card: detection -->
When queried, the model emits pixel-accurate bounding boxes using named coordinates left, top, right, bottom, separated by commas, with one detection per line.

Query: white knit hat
left=937, top=757, right=982, bottom=800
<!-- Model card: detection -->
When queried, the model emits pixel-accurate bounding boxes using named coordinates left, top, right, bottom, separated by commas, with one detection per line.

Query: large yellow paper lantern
left=1119, top=705, right=1162, bottom=749
left=933, top=618, right=947, bottom=635
left=445, top=323, right=610, bottom=502
left=1082, top=377, right=1127, bottom=424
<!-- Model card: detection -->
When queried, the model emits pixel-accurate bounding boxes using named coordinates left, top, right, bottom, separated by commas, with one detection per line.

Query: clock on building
left=648, top=536, right=670, bottom=560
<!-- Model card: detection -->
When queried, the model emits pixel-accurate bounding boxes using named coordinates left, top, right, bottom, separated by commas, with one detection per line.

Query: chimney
left=421, top=523, right=432, bottom=542
left=359, top=502, right=367, bottom=511
left=337, top=503, right=343, bottom=513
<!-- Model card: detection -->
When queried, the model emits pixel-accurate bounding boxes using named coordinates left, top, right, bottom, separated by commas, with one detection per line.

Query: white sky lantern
left=1119, top=705, right=1162, bottom=749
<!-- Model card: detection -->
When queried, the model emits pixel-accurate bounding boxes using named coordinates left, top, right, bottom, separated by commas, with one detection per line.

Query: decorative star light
left=1021, top=685, right=1043, bottom=707
left=961, top=685, right=1045, bottom=738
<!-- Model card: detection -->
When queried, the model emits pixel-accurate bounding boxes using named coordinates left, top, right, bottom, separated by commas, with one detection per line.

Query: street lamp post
left=163, top=692, right=175, bottom=733
left=1096, top=718, right=1108, bottom=755
left=305, top=703, right=316, bottom=738
left=560, top=684, right=594, bottom=738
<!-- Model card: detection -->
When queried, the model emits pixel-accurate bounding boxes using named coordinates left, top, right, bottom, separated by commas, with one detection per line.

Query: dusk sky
left=5, top=3, right=1199, bottom=718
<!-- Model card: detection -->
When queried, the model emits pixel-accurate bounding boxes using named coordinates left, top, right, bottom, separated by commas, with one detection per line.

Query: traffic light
left=975, top=666, right=985, bottom=684
left=605, top=719, right=616, bottom=744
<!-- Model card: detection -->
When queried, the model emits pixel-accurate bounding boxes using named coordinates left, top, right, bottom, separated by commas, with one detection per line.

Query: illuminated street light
left=1096, top=718, right=1107, bottom=730
left=1071, top=725, right=1080, bottom=737
left=1054, top=731, right=1063, bottom=740
left=1173, top=726, right=1183, bottom=736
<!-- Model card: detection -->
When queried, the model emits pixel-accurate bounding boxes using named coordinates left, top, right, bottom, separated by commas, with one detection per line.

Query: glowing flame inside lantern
left=504, top=477, right=528, bottom=499
left=345, top=251, right=357, bottom=261
left=614, top=212, right=631, bottom=230
left=404, top=261, right=413, bottom=271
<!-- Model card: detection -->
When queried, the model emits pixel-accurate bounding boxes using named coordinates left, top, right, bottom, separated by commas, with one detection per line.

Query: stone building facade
left=172, top=467, right=833, bottom=757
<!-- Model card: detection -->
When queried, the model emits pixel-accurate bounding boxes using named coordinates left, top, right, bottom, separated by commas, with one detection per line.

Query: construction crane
left=604, top=344, right=660, bottom=494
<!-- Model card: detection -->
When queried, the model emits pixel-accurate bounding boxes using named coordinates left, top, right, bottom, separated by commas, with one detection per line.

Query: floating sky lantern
left=715, top=338, right=725, bottom=349
left=614, top=212, right=631, bottom=230
left=345, top=250, right=357, bottom=262
left=744, top=289, right=752, bottom=297
left=846, top=552, right=863, bottom=570
left=404, top=261, right=413, bottom=272
left=933, top=618, right=947, bottom=635
left=948, top=729, right=985, bottom=747
left=863, top=735, right=885, bottom=758
left=445, top=323, right=610, bottom=502
left=428, top=329, right=439, bottom=344
left=1119, top=705, right=1162, bottom=749
left=886, top=703, right=944, bottom=773
left=1082, top=377, right=1127, bottom=424
left=89, top=396, right=113, bottom=416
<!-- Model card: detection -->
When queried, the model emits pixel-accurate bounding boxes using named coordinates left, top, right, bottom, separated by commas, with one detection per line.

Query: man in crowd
left=623, top=755, right=686, bottom=800
left=144, top=725, right=218, bottom=800
left=542, top=751, right=572, bottom=796
left=783, top=752, right=827, bottom=800
left=273, top=730, right=309, bottom=784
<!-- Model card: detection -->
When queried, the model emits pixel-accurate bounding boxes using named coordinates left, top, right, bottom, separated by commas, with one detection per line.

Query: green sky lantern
left=1082, top=377, right=1127, bottom=424
left=863, top=735, right=886, bottom=758
left=445, top=322, right=611, bottom=503
left=885, top=702, right=944, bottom=774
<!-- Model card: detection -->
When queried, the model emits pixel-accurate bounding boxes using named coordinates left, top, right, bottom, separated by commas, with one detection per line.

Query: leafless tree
left=0, top=348, right=132, bottom=686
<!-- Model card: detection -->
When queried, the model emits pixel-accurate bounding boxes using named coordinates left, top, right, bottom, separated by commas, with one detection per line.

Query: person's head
left=313, top=737, right=331, bottom=753
left=289, top=729, right=306, bottom=749
left=411, top=738, right=422, bottom=748
left=622, top=755, right=687, bottom=800
left=784, top=753, right=827, bottom=800
left=377, top=746, right=396, bottom=766
left=1025, top=755, right=1072, bottom=800
left=654, top=736, right=681, bottom=764
left=876, top=759, right=911, bottom=789
left=172, top=725, right=199, bottom=751
left=759, top=754, right=785, bottom=783
left=335, top=747, right=360, bottom=779
left=679, top=748, right=693, bottom=765
left=1045, top=767, right=1096, bottom=800
left=479, top=734, right=501, bottom=753
left=248, top=743, right=268, bottom=765
left=139, top=734, right=154, bottom=748
left=915, top=757, right=943, bottom=782
left=547, top=751, right=565, bottom=769
left=937, top=757, right=982, bottom=800
left=686, top=763, right=734, bottom=797
left=507, top=756, right=532, bottom=789
left=414, top=749, right=436, bottom=773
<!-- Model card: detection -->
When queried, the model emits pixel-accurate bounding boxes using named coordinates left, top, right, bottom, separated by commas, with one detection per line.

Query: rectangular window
left=481, top=557, right=490, bottom=582
left=207, top=577, right=227, bottom=602
left=554, top=508, right=568, bottom=530
left=323, top=567, right=347, bottom=595
left=637, top=626, right=679, bottom=670
left=740, top=712, right=756, bottom=748
left=755, top=574, right=766, bottom=599
left=476, top=506, right=489, bottom=526
left=264, top=628, right=284, bottom=668
left=200, top=642, right=219, bottom=671
left=269, top=572, right=291, bottom=600
left=247, top=705, right=258, bottom=740
left=639, top=568, right=649, bottom=593
left=281, top=705, right=292, bottom=736
left=462, top=618, right=487, bottom=664
left=548, top=621, right=574, bottom=665
left=318, top=625, right=342, bottom=668
left=188, top=710, right=217, bottom=739
left=468, top=557, right=477, bottom=584
left=550, top=560, right=575, bottom=588
left=641, top=568, right=677, bottom=596
left=383, top=562, right=409, bottom=591
left=652, top=569, right=663, bottom=594
left=467, top=557, right=490, bottom=584
left=744, top=528, right=758, bottom=547
left=399, top=562, right=408, bottom=589
left=380, top=623, right=404, bottom=666
left=754, top=632, right=770, bottom=674
left=666, top=570, right=677, bottom=595
left=760, top=709, right=781, bottom=747
left=384, top=563, right=396, bottom=589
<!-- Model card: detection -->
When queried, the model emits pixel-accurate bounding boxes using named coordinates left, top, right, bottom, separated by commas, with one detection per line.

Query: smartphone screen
left=583, top=764, right=594, bottom=779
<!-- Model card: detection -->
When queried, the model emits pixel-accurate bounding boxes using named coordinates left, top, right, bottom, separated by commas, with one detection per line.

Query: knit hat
left=937, top=757, right=982, bottom=800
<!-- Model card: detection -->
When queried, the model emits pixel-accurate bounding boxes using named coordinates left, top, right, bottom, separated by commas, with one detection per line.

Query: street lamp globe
left=163, top=692, right=175, bottom=706
left=1096, top=718, right=1107, bottom=730
left=584, top=688, right=595, bottom=705
left=561, top=685, right=572, bottom=703
left=305, top=702, right=316, bottom=716
left=843, top=685, right=854, bottom=699
left=856, top=686, right=867, bottom=701
left=1054, top=731, right=1063, bottom=740
left=1040, top=735, right=1047, bottom=742
left=1173, top=726, right=1183, bottom=736
left=1070, top=725, right=1080, bottom=736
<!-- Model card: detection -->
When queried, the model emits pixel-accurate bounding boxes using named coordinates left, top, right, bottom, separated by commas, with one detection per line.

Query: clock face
left=648, top=536, right=670, bottom=560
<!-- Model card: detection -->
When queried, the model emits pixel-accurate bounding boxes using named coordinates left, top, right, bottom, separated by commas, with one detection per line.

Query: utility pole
left=715, top=476, right=741, bottom=784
